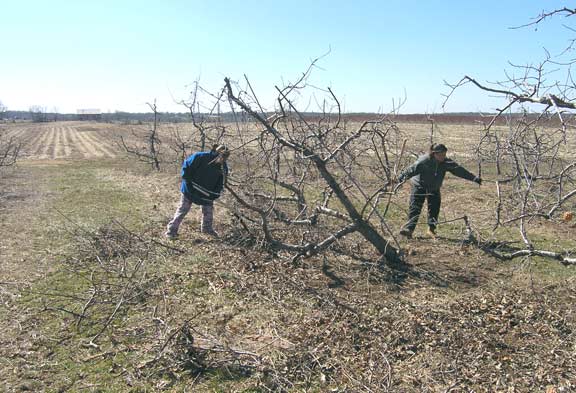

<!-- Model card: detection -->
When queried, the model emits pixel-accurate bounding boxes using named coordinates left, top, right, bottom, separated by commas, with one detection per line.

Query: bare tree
left=164, top=80, right=229, bottom=165
left=0, top=100, right=6, bottom=120
left=51, top=107, right=59, bottom=122
left=445, top=7, right=576, bottom=265
left=119, top=100, right=163, bottom=170
left=29, top=105, right=47, bottom=123
left=214, top=62, right=406, bottom=265
left=0, top=130, right=21, bottom=169
left=0, top=101, right=21, bottom=170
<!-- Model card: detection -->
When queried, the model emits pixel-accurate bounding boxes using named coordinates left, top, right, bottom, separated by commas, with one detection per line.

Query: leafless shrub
left=0, top=127, right=21, bottom=169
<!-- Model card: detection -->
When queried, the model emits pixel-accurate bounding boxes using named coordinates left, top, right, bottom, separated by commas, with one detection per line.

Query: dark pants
left=403, top=186, right=441, bottom=232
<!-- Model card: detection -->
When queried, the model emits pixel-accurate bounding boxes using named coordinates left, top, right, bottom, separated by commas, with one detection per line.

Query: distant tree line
left=1, top=110, right=192, bottom=123
left=1, top=108, right=558, bottom=125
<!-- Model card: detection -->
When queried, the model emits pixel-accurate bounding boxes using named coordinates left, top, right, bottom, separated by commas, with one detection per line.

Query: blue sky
left=1, top=0, right=574, bottom=114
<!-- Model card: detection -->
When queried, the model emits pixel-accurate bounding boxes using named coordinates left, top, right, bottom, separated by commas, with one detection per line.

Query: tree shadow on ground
left=322, top=257, right=346, bottom=288
left=332, top=235, right=491, bottom=290
left=217, top=229, right=490, bottom=292
left=329, top=246, right=449, bottom=289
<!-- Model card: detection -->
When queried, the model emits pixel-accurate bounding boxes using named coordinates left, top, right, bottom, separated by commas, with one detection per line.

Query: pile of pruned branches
left=28, top=213, right=575, bottom=391
left=34, top=221, right=264, bottom=386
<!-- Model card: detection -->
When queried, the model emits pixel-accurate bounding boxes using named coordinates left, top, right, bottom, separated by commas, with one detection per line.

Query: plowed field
left=3, top=122, right=120, bottom=160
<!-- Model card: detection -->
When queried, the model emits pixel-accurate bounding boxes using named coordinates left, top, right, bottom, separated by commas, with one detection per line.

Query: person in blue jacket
left=165, top=144, right=230, bottom=239
left=396, top=143, right=481, bottom=239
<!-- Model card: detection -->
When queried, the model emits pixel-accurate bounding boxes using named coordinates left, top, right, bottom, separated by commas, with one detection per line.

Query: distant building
left=77, top=109, right=102, bottom=121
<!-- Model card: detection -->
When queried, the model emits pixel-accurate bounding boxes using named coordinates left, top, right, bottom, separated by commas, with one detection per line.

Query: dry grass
left=0, top=121, right=575, bottom=392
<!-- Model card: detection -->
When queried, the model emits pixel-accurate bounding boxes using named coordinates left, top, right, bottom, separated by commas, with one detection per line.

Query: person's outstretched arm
left=445, top=159, right=481, bottom=184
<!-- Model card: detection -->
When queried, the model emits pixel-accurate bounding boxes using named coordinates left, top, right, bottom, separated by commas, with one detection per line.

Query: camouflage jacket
left=397, top=154, right=476, bottom=191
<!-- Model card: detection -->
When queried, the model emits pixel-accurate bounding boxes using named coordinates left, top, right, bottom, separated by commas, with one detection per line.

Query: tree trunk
left=313, top=157, right=400, bottom=263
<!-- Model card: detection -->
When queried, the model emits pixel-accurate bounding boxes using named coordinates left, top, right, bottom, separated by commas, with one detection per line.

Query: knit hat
left=431, top=143, right=448, bottom=153
left=214, top=144, right=230, bottom=158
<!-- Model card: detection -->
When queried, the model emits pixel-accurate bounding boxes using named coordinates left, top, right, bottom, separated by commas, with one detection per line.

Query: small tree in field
left=0, top=133, right=20, bottom=170
left=29, top=105, right=47, bottom=123
left=119, top=100, right=163, bottom=171
left=0, top=100, right=21, bottom=170
left=445, top=7, right=576, bottom=265
left=0, top=100, right=6, bottom=119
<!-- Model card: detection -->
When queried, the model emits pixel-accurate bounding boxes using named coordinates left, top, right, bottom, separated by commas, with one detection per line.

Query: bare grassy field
left=0, top=120, right=574, bottom=392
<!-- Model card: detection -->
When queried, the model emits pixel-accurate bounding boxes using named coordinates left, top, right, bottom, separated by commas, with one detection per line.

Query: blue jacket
left=180, top=151, right=229, bottom=205
left=398, top=154, right=476, bottom=191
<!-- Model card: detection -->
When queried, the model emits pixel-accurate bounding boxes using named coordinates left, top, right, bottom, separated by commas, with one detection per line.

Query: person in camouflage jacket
left=396, top=143, right=481, bottom=239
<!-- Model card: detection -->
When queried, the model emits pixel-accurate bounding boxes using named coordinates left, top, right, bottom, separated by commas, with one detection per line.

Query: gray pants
left=166, top=194, right=214, bottom=236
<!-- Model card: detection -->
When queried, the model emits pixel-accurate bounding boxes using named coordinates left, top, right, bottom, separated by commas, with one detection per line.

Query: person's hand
left=393, top=181, right=405, bottom=193
left=474, top=177, right=482, bottom=186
